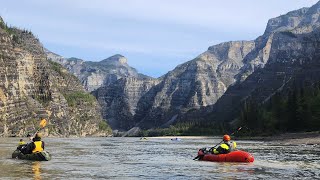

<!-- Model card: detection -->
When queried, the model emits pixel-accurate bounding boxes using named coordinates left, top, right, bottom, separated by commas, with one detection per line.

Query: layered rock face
left=183, top=1, right=320, bottom=123
left=93, top=77, right=160, bottom=130
left=132, top=41, right=255, bottom=129
left=48, top=1, right=320, bottom=132
left=238, top=1, right=320, bottom=82
left=46, top=50, right=156, bottom=131
left=0, top=18, right=111, bottom=137
left=46, top=51, right=146, bottom=92
left=93, top=41, right=255, bottom=130
left=132, top=1, right=320, bottom=129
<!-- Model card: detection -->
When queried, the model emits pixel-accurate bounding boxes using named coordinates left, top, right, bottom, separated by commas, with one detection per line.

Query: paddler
left=211, top=135, right=236, bottom=154
left=22, top=133, right=45, bottom=154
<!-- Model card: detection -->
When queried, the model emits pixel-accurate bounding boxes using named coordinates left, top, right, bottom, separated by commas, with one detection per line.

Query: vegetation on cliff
left=0, top=17, right=112, bottom=137
left=64, top=91, right=96, bottom=107
left=139, top=121, right=228, bottom=136
left=238, top=81, right=320, bottom=136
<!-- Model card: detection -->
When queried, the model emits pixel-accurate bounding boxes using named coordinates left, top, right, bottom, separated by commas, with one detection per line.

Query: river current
left=0, top=137, right=319, bottom=179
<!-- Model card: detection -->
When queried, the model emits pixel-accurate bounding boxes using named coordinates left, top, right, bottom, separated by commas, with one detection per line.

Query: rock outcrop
left=91, top=41, right=255, bottom=131
left=48, top=1, right=320, bottom=132
left=0, top=18, right=111, bottom=137
left=132, top=41, right=255, bottom=129
left=92, top=77, right=160, bottom=130
left=46, top=51, right=148, bottom=92
left=129, top=1, right=320, bottom=130
left=182, top=1, right=320, bottom=124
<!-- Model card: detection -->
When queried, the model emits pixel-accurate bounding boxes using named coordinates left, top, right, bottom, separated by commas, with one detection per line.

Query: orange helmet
left=223, top=134, right=231, bottom=141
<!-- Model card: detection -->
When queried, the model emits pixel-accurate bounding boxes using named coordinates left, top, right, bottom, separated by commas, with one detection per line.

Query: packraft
left=196, top=148, right=254, bottom=162
left=12, top=149, right=51, bottom=161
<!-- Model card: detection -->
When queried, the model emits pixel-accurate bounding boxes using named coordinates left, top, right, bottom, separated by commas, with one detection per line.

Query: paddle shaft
left=32, top=127, right=41, bottom=138
left=212, top=127, right=242, bottom=148
left=31, top=119, right=47, bottom=139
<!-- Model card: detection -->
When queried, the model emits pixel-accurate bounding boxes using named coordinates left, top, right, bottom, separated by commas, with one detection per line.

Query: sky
left=0, top=0, right=319, bottom=77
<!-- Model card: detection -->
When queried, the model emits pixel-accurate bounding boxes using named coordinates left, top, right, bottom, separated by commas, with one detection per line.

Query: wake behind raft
left=196, top=148, right=254, bottom=163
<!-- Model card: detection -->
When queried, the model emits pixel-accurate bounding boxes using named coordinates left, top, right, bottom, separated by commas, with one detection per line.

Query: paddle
left=193, top=127, right=243, bottom=160
left=211, top=127, right=242, bottom=150
left=32, top=118, right=47, bottom=138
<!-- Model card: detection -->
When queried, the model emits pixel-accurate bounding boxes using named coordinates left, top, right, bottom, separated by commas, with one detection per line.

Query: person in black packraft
left=21, top=133, right=45, bottom=154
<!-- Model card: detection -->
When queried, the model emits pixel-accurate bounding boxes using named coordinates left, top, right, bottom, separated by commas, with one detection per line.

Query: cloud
left=1, top=0, right=319, bottom=77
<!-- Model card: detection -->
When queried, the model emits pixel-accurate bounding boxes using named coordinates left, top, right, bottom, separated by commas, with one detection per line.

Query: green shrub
left=99, top=121, right=111, bottom=131
left=138, top=121, right=225, bottom=137
left=64, top=91, right=96, bottom=107
left=48, top=60, right=63, bottom=75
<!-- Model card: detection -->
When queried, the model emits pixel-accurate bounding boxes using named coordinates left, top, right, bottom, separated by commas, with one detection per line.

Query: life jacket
left=32, top=141, right=44, bottom=153
left=213, top=141, right=237, bottom=154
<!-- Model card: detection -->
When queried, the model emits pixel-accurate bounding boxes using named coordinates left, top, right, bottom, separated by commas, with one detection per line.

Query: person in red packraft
left=211, top=135, right=237, bottom=154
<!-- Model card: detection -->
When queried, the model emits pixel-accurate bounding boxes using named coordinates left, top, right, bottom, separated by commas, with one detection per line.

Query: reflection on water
left=32, top=161, right=41, bottom=180
left=0, top=137, right=319, bottom=179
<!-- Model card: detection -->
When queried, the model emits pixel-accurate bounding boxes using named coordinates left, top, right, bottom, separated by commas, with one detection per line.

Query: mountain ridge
left=46, top=1, right=320, bottom=135
left=0, top=20, right=112, bottom=137
left=46, top=50, right=151, bottom=92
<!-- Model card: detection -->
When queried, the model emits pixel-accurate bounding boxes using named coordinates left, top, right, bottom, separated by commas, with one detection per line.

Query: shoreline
left=235, top=131, right=320, bottom=145
left=147, top=131, right=320, bottom=145
left=4, top=131, right=319, bottom=145
left=268, top=131, right=320, bottom=145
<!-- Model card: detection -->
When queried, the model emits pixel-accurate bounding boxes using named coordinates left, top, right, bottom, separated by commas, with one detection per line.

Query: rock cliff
left=46, top=51, right=148, bottom=92
left=92, top=77, right=160, bottom=130
left=133, top=41, right=255, bottom=129
left=90, top=41, right=255, bottom=131
left=0, top=18, right=111, bottom=137
left=182, top=1, right=320, bottom=124
left=131, top=1, right=320, bottom=130
left=48, top=1, right=320, bottom=132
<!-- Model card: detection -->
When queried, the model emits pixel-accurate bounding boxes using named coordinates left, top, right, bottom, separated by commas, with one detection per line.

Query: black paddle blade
left=193, top=155, right=204, bottom=160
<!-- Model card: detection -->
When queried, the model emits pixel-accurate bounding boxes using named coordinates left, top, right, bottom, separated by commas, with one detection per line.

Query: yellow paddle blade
left=39, top=119, right=47, bottom=128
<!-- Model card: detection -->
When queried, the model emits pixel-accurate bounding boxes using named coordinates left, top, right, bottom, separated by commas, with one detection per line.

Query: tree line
left=238, top=81, right=320, bottom=136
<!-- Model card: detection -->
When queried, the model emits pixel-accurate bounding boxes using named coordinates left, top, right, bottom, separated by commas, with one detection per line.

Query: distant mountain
left=0, top=17, right=111, bottom=137
left=92, top=77, right=160, bottom=130
left=46, top=50, right=150, bottom=92
left=122, top=1, right=320, bottom=132
left=90, top=40, right=255, bottom=131
left=182, top=1, right=320, bottom=129
left=47, top=1, right=320, bottom=134
left=132, top=41, right=255, bottom=129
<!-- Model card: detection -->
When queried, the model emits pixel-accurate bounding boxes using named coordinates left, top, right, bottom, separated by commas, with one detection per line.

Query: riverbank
left=237, top=131, right=320, bottom=145
left=148, top=136, right=212, bottom=139
left=148, top=132, right=320, bottom=145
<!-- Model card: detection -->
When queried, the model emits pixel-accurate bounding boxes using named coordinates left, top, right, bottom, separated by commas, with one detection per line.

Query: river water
left=0, top=137, right=319, bottom=179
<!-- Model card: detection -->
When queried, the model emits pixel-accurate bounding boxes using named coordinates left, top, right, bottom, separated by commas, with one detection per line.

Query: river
left=0, top=137, right=319, bottom=179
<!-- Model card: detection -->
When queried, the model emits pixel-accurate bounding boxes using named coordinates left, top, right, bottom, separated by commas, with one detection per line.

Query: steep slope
left=0, top=18, right=111, bottom=137
left=92, top=77, right=160, bottom=130
left=46, top=50, right=148, bottom=92
left=49, top=1, right=320, bottom=133
left=238, top=1, right=320, bottom=82
left=134, top=1, right=320, bottom=130
left=187, top=1, right=320, bottom=126
left=92, top=41, right=255, bottom=131
left=133, top=41, right=255, bottom=129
